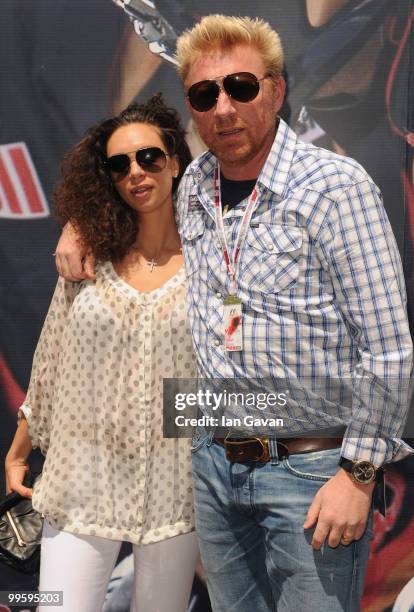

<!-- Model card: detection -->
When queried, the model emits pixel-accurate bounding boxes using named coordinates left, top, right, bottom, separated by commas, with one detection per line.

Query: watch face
left=352, top=461, right=376, bottom=484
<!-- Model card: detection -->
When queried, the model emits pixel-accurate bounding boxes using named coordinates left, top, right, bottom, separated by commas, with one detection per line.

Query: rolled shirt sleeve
left=322, top=179, right=413, bottom=466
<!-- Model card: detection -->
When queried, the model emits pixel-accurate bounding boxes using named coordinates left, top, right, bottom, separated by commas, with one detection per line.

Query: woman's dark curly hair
left=54, top=94, right=192, bottom=261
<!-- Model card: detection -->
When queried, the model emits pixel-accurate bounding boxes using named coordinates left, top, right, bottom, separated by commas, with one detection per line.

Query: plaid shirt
left=176, top=118, right=413, bottom=466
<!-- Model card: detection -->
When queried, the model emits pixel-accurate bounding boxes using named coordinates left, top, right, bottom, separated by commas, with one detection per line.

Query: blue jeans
left=191, top=433, right=373, bottom=612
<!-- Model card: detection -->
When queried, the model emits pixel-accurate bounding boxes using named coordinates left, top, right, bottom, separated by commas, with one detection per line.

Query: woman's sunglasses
left=187, top=72, right=269, bottom=112
left=105, top=146, right=169, bottom=179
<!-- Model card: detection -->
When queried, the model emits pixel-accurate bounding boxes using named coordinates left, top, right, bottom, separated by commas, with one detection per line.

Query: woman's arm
left=16, top=277, right=81, bottom=457
left=4, top=277, right=82, bottom=497
left=306, top=0, right=348, bottom=27
left=110, top=24, right=162, bottom=115
left=5, top=416, right=33, bottom=498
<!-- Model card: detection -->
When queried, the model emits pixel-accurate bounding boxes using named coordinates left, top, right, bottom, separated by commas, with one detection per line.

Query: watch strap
left=339, top=457, right=380, bottom=484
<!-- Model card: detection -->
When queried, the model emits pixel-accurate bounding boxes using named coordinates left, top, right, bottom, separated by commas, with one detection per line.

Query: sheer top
left=20, top=262, right=196, bottom=545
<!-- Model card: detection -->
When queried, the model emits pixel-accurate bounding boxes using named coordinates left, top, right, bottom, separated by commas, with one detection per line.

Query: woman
left=5, top=95, right=199, bottom=612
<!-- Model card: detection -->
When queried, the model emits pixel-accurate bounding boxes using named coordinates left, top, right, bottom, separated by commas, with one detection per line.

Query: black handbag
left=0, top=486, right=43, bottom=574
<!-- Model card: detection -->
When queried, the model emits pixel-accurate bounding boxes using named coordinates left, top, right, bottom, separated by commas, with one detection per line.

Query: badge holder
left=223, top=295, right=242, bottom=352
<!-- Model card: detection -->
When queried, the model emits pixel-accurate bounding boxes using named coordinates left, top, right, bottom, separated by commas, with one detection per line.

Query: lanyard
left=213, top=164, right=259, bottom=295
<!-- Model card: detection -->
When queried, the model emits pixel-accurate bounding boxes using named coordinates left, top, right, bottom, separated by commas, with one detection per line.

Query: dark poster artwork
left=0, top=1, right=413, bottom=611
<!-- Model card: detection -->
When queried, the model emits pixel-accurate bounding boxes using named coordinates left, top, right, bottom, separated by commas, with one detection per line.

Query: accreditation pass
left=223, top=294, right=242, bottom=351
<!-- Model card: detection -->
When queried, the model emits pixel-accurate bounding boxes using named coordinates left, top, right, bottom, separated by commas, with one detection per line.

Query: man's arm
left=55, top=222, right=96, bottom=281
left=328, top=180, right=413, bottom=466
left=304, top=178, right=413, bottom=549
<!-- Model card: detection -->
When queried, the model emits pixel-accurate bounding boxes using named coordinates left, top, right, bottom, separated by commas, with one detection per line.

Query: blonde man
left=55, top=14, right=413, bottom=612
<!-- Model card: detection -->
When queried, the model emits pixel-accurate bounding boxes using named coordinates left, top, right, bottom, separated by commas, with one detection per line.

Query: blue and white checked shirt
left=176, top=118, right=413, bottom=466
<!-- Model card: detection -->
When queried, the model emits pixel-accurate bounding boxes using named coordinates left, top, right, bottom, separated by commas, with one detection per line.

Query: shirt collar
left=190, top=117, right=297, bottom=201
left=257, top=118, right=296, bottom=199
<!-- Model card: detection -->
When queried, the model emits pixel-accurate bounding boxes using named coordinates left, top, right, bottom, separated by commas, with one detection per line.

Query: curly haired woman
left=5, top=95, right=199, bottom=612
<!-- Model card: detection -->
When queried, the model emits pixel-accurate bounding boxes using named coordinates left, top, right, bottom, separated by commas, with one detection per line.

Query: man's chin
left=210, top=142, right=252, bottom=167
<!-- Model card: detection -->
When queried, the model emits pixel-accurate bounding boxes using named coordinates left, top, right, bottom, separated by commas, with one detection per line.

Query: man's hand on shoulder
left=55, top=222, right=96, bottom=281
left=303, top=468, right=375, bottom=550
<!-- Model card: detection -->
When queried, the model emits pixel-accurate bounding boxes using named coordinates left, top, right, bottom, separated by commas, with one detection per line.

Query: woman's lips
left=130, top=185, right=153, bottom=197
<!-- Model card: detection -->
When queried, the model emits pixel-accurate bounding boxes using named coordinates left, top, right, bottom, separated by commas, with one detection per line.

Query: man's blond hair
left=176, top=15, right=284, bottom=84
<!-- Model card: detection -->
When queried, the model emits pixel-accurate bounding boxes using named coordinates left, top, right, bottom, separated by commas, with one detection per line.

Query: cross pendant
left=146, top=258, right=157, bottom=272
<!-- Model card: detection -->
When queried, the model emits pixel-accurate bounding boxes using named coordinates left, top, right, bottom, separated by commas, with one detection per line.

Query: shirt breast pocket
left=181, top=214, right=206, bottom=277
left=246, top=224, right=302, bottom=294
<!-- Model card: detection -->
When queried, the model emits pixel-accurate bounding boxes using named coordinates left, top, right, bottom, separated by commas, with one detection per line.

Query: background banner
left=1, top=1, right=413, bottom=610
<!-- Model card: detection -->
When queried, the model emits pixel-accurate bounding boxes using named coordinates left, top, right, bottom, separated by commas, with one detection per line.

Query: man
left=55, top=15, right=413, bottom=612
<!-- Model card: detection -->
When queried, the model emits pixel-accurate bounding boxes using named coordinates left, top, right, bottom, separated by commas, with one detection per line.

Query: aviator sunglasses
left=104, top=146, right=169, bottom=179
left=187, top=71, right=270, bottom=112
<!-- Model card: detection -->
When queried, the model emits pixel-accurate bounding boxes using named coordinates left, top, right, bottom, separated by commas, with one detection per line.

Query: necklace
left=145, top=258, right=157, bottom=273
left=135, top=242, right=182, bottom=273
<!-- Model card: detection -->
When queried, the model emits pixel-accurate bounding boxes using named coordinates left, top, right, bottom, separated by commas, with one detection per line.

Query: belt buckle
left=252, top=437, right=269, bottom=462
left=223, top=437, right=270, bottom=462
left=276, top=441, right=289, bottom=459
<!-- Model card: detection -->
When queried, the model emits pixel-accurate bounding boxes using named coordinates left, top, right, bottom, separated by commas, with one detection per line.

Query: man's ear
left=273, top=75, right=286, bottom=112
left=184, top=95, right=193, bottom=115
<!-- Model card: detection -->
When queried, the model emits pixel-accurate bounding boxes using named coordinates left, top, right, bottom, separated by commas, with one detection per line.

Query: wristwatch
left=339, top=458, right=379, bottom=484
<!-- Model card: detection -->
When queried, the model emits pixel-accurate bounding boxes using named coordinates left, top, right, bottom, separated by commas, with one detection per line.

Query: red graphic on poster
left=0, top=352, right=25, bottom=415
left=363, top=468, right=414, bottom=611
left=0, top=143, right=49, bottom=219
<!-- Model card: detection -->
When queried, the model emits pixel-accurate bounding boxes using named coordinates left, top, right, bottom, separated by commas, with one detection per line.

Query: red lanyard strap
left=213, top=164, right=259, bottom=295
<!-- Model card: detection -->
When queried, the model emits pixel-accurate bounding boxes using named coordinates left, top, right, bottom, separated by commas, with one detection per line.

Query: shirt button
left=268, top=244, right=274, bottom=251
left=216, top=292, right=222, bottom=299
left=214, top=340, right=220, bottom=347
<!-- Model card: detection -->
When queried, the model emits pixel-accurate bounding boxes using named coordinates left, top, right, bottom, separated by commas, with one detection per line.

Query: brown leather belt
left=214, top=436, right=343, bottom=463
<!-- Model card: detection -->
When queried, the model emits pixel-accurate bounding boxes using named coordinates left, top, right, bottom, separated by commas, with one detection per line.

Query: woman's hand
left=5, top=457, right=32, bottom=498
left=55, top=222, right=96, bottom=281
